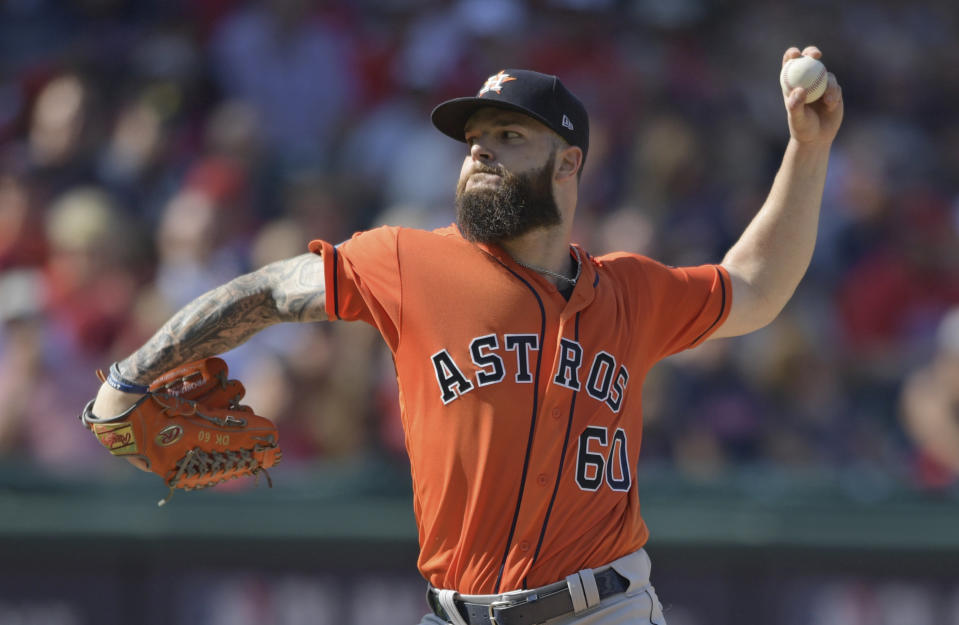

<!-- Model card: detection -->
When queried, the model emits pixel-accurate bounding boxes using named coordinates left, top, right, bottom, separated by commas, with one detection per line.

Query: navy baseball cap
left=431, top=69, right=589, bottom=162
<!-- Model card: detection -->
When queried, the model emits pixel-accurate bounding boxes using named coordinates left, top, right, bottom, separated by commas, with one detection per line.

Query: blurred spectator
left=26, top=73, right=101, bottom=197
left=44, top=186, right=145, bottom=356
left=28, top=74, right=88, bottom=168
left=0, top=269, right=44, bottom=457
left=95, top=91, right=172, bottom=219
left=338, top=85, right=456, bottom=219
left=0, top=185, right=145, bottom=474
left=154, top=158, right=253, bottom=309
left=0, top=174, right=47, bottom=270
left=837, top=189, right=959, bottom=364
left=209, top=0, right=358, bottom=167
left=900, top=307, right=959, bottom=488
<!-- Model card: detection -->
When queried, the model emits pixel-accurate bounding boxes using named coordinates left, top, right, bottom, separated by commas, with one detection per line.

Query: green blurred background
left=4, top=461, right=959, bottom=624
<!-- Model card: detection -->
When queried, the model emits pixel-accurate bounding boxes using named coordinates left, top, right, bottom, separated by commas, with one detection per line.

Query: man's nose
left=470, top=140, right=494, bottom=163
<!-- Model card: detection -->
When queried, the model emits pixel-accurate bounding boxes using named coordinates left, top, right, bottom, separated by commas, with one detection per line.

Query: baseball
left=780, top=55, right=828, bottom=103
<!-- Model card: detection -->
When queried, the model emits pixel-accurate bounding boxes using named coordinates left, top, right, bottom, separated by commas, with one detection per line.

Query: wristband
left=106, top=362, right=150, bottom=395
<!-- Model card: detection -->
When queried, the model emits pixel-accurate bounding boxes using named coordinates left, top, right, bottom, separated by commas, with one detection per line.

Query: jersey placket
left=496, top=268, right=597, bottom=591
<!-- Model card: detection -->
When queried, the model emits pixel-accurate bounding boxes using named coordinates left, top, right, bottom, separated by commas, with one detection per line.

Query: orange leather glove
left=81, top=358, right=281, bottom=505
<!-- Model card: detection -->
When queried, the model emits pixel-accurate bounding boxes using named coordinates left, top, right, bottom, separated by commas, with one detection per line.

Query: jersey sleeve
left=606, top=254, right=732, bottom=361
left=308, top=226, right=401, bottom=350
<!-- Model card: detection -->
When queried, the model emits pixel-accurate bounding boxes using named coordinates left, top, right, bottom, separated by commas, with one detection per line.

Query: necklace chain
left=513, top=247, right=582, bottom=287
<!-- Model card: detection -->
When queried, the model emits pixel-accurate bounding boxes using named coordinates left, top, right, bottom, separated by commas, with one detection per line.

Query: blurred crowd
left=1, top=0, right=958, bottom=494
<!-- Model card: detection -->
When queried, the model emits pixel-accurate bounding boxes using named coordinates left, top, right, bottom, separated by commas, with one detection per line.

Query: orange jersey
left=308, top=224, right=731, bottom=595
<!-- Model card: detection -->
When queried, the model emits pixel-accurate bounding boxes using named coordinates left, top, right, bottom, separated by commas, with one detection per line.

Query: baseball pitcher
left=85, top=46, right=843, bottom=624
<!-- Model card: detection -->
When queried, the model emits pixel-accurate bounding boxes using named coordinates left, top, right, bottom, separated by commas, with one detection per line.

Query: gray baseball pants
left=418, top=548, right=667, bottom=625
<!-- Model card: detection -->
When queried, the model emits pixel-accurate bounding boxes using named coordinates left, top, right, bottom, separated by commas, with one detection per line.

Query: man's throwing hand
left=782, top=46, right=844, bottom=146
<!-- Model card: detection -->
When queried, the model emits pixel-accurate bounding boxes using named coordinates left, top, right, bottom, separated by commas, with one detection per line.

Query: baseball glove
left=80, top=357, right=281, bottom=506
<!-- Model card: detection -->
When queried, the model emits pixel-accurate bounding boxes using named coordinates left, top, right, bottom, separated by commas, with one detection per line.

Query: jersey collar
left=451, top=224, right=598, bottom=315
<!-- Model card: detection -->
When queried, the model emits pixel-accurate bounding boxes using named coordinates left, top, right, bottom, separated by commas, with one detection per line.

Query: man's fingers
left=786, top=87, right=806, bottom=111
left=782, top=47, right=802, bottom=66
left=783, top=46, right=823, bottom=67
left=822, top=73, right=842, bottom=109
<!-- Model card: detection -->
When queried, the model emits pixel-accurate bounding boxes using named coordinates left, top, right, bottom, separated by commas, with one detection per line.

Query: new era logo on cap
left=430, top=68, right=590, bottom=164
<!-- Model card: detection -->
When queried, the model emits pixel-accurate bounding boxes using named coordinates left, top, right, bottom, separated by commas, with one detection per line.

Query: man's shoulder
left=352, top=222, right=461, bottom=241
left=337, top=223, right=470, bottom=264
left=588, top=250, right=700, bottom=292
left=399, top=223, right=462, bottom=240
left=338, top=223, right=459, bottom=246
left=591, top=249, right=669, bottom=273
left=386, top=223, right=472, bottom=253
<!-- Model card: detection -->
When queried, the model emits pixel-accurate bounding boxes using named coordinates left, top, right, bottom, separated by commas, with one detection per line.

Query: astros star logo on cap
left=478, top=71, right=517, bottom=96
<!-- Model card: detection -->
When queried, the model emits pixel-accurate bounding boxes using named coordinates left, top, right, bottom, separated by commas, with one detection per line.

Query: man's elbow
left=719, top=265, right=797, bottom=337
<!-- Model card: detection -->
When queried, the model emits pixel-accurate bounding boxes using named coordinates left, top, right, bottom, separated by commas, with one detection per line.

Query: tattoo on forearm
left=119, top=253, right=327, bottom=382
left=267, top=253, right=329, bottom=323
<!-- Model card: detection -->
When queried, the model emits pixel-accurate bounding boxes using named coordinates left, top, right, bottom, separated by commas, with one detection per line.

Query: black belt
left=427, top=568, right=629, bottom=625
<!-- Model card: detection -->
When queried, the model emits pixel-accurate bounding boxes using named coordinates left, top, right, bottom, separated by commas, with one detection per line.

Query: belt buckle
left=487, top=599, right=510, bottom=625
left=487, top=592, right=537, bottom=625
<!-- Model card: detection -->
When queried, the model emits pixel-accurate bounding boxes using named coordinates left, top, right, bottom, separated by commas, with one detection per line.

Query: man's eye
left=503, top=130, right=521, bottom=140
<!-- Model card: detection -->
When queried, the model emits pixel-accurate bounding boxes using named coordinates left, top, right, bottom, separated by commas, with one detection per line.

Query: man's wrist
left=105, top=362, right=150, bottom=394
left=788, top=135, right=834, bottom=152
left=786, top=137, right=834, bottom=171
left=90, top=381, right=145, bottom=422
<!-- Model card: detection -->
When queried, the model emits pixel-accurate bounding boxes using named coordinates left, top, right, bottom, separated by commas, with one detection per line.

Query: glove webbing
left=160, top=446, right=275, bottom=507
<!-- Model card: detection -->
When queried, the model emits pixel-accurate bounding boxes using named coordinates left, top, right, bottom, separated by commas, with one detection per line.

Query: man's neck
left=500, top=225, right=576, bottom=285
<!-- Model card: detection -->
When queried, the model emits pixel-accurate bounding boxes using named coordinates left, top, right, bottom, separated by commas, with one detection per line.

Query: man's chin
left=458, top=220, right=532, bottom=245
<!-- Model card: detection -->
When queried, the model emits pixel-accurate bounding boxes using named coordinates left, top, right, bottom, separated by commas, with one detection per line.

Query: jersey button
left=519, top=541, right=530, bottom=552
left=537, top=473, right=548, bottom=486
left=551, top=407, right=562, bottom=419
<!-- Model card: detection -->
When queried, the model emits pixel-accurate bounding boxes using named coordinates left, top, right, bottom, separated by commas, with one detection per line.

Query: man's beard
left=455, top=153, right=560, bottom=244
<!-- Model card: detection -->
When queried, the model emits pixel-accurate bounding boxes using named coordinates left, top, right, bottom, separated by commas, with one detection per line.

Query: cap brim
left=430, top=97, right=554, bottom=143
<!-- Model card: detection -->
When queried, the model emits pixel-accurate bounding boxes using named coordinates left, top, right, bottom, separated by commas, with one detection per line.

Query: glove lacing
left=158, top=444, right=277, bottom=507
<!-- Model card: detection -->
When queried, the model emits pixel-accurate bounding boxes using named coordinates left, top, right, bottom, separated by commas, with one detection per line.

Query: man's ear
left=554, top=145, right=583, bottom=181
